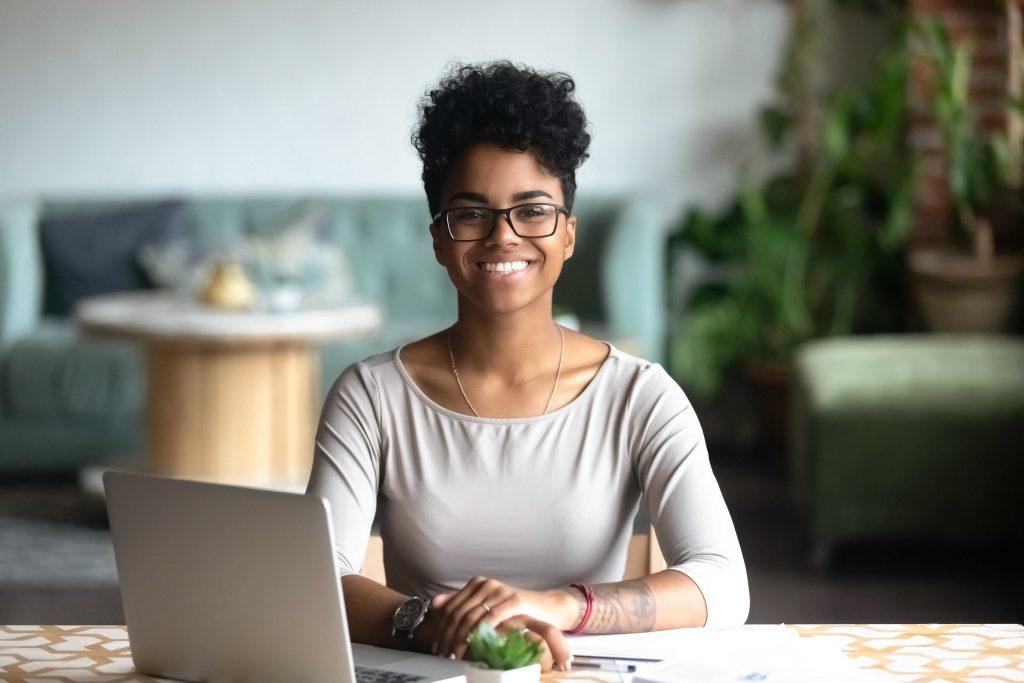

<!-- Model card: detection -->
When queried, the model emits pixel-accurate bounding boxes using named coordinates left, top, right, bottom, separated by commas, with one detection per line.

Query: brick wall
left=908, top=0, right=1021, bottom=249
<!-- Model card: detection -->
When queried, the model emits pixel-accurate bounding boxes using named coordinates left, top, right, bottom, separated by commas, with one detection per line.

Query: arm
left=544, top=570, right=708, bottom=634
left=306, top=362, right=425, bottom=651
left=435, top=363, right=748, bottom=658
left=563, top=362, right=749, bottom=633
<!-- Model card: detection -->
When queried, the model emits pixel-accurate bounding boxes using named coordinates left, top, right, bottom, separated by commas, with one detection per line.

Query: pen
left=572, top=654, right=662, bottom=664
left=571, top=657, right=640, bottom=673
left=572, top=661, right=637, bottom=673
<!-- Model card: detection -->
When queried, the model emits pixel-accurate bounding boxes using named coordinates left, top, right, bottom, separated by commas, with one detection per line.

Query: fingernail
left=447, top=653, right=456, bottom=660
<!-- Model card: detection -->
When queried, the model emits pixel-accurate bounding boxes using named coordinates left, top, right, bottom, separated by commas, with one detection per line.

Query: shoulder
left=325, top=347, right=400, bottom=404
left=601, top=344, right=682, bottom=399
left=598, top=347, right=695, bottom=436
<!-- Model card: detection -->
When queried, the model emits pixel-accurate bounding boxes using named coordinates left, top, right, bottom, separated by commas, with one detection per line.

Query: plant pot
left=908, top=249, right=1024, bottom=333
left=464, top=662, right=541, bottom=683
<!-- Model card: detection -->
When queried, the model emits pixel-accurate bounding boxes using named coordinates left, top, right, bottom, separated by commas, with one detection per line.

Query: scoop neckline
left=393, top=338, right=618, bottom=425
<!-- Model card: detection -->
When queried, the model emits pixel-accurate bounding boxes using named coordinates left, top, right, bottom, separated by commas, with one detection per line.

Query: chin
left=461, top=289, right=544, bottom=315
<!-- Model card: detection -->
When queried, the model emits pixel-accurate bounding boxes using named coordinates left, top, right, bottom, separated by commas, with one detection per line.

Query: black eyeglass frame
left=431, top=202, right=570, bottom=241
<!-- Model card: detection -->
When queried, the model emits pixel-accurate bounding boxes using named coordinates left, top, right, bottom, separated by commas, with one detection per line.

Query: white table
left=76, top=291, right=382, bottom=488
left=2, top=624, right=1022, bottom=681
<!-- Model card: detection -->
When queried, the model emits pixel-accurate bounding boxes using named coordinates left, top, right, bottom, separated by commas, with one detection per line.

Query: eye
left=450, top=208, right=488, bottom=221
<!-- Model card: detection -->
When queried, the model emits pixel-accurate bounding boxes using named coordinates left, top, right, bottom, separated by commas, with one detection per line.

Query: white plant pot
left=464, top=662, right=541, bottom=683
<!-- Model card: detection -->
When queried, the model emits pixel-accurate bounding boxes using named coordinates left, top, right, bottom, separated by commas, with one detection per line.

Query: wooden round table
left=76, top=292, right=382, bottom=488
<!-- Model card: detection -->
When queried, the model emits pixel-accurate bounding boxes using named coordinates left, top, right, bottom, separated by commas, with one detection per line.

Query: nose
left=484, top=211, right=520, bottom=246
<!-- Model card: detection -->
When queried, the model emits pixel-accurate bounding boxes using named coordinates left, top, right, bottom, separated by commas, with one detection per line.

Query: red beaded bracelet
left=564, top=582, right=594, bottom=635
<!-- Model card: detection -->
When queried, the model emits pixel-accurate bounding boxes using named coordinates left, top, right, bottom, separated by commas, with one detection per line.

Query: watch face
left=394, top=598, right=427, bottom=630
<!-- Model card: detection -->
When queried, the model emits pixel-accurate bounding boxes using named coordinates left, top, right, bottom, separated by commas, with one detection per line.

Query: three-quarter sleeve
left=305, top=361, right=383, bottom=578
left=629, top=363, right=750, bottom=628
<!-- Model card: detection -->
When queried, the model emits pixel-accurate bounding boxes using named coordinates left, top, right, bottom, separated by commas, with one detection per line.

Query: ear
left=562, top=214, right=577, bottom=261
left=429, top=222, right=446, bottom=267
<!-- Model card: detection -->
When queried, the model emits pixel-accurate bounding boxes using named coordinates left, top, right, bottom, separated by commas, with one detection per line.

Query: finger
left=446, top=584, right=510, bottom=659
left=473, top=592, right=529, bottom=631
left=495, top=618, right=554, bottom=673
left=438, top=577, right=499, bottom=657
left=453, top=591, right=529, bottom=660
left=432, top=577, right=485, bottom=655
left=524, top=618, right=572, bottom=671
left=451, top=587, right=517, bottom=660
left=430, top=591, right=454, bottom=609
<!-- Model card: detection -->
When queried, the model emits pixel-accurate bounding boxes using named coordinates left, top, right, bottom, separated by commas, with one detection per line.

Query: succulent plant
left=466, top=623, right=542, bottom=671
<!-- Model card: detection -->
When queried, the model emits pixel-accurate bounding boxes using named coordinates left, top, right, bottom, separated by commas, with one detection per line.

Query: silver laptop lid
left=104, top=470, right=354, bottom=683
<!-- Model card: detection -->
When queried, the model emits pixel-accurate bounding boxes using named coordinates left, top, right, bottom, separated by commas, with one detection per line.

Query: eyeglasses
left=432, top=203, right=569, bottom=242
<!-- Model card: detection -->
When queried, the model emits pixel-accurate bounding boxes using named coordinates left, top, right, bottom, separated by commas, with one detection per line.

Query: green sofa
left=0, top=195, right=673, bottom=476
left=791, top=334, right=1024, bottom=564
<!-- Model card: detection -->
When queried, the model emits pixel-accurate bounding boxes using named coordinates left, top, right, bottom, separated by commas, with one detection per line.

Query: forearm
left=549, top=570, right=707, bottom=634
left=341, top=574, right=440, bottom=653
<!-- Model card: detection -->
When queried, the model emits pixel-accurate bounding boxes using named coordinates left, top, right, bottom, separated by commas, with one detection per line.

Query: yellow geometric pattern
left=0, top=624, right=148, bottom=681
left=1, top=623, right=1021, bottom=682
left=793, top=624, right=1024, bottom=682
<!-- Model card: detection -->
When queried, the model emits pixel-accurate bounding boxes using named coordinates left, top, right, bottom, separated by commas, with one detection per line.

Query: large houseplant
left=669, top=15, right=913, bottom=400
left=667, top=7, right=914, bottom=461
left=907, top=16, right=1024, bottom=332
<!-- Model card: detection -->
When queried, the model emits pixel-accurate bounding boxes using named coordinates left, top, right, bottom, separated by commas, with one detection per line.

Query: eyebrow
left=446, top=189, right=554, bottom=204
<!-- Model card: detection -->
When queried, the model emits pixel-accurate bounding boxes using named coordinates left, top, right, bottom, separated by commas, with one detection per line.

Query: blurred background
left=0, top=0, right=1021, bottom=627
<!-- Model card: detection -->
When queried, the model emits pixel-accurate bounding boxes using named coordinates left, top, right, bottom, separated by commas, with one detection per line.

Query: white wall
left=0, top=0, right=788, bottom=207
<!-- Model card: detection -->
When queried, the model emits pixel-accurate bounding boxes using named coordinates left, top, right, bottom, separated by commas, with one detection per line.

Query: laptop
left=103, top=470, right=467, bottom=683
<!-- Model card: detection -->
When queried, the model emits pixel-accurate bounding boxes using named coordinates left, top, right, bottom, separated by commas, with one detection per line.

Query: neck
left=451, top=296, right=561, bottom=385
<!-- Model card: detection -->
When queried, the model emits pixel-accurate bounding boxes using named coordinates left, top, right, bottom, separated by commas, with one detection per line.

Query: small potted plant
left=464, top=623, right=542, bottom=683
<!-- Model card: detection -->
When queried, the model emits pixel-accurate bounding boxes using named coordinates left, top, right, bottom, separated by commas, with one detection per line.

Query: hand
left=429, top=575, right=578, bottom=667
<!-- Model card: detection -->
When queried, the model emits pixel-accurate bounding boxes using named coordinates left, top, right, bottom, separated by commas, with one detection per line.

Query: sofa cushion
left=40, top=200, right=187, bottom=316
left=795, top=334, right=1024, bottom=415
left=0, top=200, right=43, bottom=346
left=1, top=319, right=141, bottom=423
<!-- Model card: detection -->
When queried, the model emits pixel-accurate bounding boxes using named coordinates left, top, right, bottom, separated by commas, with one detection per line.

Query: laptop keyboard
left=355, top=665, right=430, bottom=683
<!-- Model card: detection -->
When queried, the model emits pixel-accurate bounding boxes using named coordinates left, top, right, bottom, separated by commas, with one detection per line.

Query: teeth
left=479, top=260, right=529, bottom=273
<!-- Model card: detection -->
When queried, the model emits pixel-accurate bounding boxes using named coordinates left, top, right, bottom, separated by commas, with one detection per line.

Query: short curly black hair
left=412, top=61, right=592, bottom=218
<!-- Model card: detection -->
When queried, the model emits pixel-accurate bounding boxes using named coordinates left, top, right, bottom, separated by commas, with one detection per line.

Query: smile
left=474, top=260, right=535, bottom=280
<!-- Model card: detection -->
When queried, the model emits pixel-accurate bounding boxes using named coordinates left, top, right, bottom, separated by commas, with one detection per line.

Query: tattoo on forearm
left=586, top=579, right=656, bottom=634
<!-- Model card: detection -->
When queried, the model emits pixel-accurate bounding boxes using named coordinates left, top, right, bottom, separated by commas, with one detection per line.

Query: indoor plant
left=668, top=12, right=913, bottom=399
left=908, top=16, right=1024, bottom=332
left=667, top=5, right=914, bottom=463
left=464, top=623, right=543, bottom=683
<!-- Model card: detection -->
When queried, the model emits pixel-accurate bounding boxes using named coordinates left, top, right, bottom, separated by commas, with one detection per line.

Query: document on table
left=567, top=626, right=884, bottom=682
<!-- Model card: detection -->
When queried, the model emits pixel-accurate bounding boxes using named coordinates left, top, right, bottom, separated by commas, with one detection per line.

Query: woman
left=306, top=61, right=749, bottom=672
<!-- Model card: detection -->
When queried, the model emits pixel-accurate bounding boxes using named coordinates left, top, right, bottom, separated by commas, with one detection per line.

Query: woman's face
left=430, top=142, right=576, bottom=315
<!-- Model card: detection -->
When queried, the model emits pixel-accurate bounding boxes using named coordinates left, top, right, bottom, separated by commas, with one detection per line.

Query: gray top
left=306, top=341, right=750, bottom=628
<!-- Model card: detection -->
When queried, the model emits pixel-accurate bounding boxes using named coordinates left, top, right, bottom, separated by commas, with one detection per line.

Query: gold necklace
left=448, top=323, right=565, bottom=417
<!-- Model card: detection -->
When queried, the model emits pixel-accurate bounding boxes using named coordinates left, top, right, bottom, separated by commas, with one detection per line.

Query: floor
left=0, top=463, right=1021, bottom=626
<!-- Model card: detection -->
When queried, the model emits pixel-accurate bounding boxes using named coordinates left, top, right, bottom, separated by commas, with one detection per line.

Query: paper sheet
left=568, top=626, right=884, bottom=682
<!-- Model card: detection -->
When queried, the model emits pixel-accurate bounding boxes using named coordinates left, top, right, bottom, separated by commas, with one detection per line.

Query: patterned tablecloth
left=1, top=624, right=1021, bottom=682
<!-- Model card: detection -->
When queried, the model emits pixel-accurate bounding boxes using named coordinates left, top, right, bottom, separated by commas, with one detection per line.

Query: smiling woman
left=305, top=61, right=749, bottom=674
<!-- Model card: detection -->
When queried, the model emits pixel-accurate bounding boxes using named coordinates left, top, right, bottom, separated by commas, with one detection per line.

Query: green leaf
left=466, top=623, right=542, bottom=670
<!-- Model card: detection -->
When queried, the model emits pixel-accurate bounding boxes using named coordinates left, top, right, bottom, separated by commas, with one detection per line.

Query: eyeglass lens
left=447, top=204, right=559, bottom=240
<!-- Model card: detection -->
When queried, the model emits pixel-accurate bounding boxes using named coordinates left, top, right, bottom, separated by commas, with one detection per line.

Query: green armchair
left=791, top=334, right=1024, bottom=565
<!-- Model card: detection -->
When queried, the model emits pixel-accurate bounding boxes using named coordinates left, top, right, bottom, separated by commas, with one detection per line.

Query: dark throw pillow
left=40, top=200, right=188, bottom=316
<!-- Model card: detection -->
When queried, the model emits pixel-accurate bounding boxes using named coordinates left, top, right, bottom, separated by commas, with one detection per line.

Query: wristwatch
left=392, top=596, right=430, bottom=641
